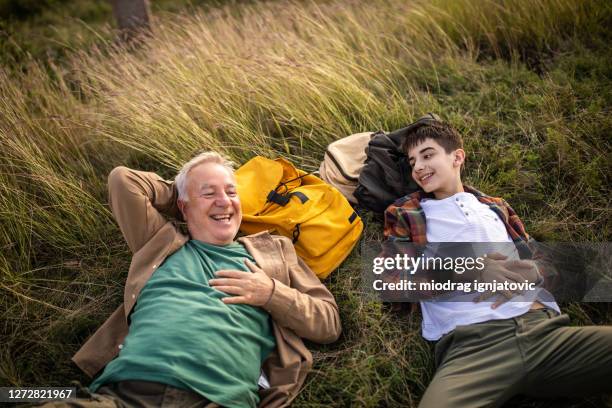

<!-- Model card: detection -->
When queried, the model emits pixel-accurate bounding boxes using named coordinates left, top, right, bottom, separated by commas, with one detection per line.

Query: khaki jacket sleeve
left=107, top=166, right=180, bottom=254
left=262, top=237, right=341, bottom=344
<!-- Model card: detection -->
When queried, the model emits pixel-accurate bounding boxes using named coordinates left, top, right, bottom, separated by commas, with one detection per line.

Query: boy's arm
left=107, top=166, right=181, bottom=254
left=382, top=205, right=445, bottom=300
left=384, top=204, right=413, bottom=241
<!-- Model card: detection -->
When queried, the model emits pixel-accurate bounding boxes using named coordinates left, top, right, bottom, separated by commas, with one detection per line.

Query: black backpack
left=354, top=113, right=441, bottom=215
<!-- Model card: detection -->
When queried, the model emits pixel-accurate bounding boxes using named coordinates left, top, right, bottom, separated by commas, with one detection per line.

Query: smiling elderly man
left=45, top=152, right=341, bottom=408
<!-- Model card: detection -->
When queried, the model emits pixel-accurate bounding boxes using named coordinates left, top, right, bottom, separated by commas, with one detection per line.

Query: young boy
left=383, top=119, right=612, bottom=407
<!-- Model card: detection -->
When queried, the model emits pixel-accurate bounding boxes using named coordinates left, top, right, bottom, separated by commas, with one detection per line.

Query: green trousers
left=37, top=380, right=219, bottom=408
left=419, top=309, right=612, bottom=408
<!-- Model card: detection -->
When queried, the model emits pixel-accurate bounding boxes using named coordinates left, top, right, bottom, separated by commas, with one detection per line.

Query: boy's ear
left=453, top=149, right=466, bottom=168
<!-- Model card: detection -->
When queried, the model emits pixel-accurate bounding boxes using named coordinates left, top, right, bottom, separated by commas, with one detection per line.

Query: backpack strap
left=266, top=172, right=313, bottom=207
left=266, top=190, right=309, bottom=206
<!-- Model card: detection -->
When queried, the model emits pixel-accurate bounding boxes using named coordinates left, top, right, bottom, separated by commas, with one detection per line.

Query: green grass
left=1, top=0, right=611, bottom=406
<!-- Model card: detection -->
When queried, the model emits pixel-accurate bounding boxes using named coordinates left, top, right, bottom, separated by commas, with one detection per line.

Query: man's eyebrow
left=408, top=147, right=435, bottom=162
left=199, top=183, right=236, bottom=190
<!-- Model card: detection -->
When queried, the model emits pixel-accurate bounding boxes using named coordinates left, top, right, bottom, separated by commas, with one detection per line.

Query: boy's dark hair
left=401, top=121, right=464, bottom=156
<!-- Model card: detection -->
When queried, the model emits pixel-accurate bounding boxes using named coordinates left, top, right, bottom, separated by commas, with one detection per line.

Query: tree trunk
left=110, top=0, right=152, bottom=42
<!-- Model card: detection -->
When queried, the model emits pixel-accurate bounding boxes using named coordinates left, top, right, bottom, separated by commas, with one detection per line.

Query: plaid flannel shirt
left=383, top=185, right=556, bottom=290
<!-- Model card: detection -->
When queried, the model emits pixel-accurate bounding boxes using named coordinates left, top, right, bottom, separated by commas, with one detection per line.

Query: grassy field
left=1, top=0, right=611, bottom=406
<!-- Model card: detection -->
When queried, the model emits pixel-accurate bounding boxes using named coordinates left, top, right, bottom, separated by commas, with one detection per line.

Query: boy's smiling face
left=407, top=138, right=465, bottom=199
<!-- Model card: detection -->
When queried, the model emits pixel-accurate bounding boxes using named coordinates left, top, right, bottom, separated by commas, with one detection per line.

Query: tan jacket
left=72, top=166, right=342, bottom=407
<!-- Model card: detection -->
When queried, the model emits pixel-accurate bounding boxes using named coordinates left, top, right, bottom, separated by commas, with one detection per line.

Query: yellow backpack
left=235, top=156, right=363, bottom=279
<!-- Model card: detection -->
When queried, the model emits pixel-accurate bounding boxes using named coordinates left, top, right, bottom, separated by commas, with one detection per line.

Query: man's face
left=178, top=162, right=242, bottom=245
left=407, top=138, right=464, bottom=198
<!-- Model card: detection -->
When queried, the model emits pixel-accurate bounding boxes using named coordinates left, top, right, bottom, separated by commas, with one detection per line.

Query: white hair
left=175, top=152, right=235, bottom=202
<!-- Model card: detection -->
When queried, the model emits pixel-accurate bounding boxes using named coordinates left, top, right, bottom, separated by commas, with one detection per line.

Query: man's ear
left=177, top=199, right=187, bottom=221
left=453, top=149, right=466, bottom=168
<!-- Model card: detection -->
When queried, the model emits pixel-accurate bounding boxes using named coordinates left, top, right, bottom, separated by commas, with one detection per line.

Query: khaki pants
left=37, top=380, right=220, bottom=408
left=419, top=309, right=612, bottom=408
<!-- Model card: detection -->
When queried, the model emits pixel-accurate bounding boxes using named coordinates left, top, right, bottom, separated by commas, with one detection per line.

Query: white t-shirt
left=419, top=192, right=559, bottom=340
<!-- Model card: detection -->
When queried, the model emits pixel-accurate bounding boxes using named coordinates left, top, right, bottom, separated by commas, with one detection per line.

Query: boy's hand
left=503, top=259, right=540, bottom=283
left=474, top=252, right=541, bottom=308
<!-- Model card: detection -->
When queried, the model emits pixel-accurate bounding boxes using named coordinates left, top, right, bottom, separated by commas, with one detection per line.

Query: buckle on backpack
left=267, top=190, right=290, bottom=206
left=292, top=224, right=301, bottom=244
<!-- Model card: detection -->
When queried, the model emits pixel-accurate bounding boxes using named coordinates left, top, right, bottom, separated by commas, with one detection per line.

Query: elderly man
left=46, top=152, right=341, bottom=408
